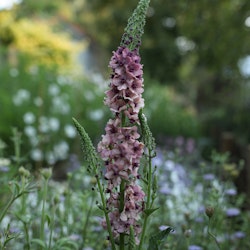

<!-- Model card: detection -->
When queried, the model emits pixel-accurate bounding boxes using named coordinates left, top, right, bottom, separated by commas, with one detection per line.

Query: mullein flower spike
left=98, top=0, right=151, bottom=242
left=98, top=46, right=145, bottom=240
left=73, top=0, right=151, bottom=246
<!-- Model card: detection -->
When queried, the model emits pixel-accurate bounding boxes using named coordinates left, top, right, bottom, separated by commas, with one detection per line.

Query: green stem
left=0, top=195, right=16, bottom=223
left=24, top=222, right=30, bottom=250
left=138, top=215, right=149, bottom=250
left=21, top=176, right=26, bottom=214
left=12, top=128, right=21, bottom=166
left=40, top=178, right=48, bottom=247
left=146, top=155, right=152, bottom=210
left=96, top=175, right=116, bottom=250
left=119, top=233, right=125, bottom=250
left=119, top=180, right=126, bottom=249
left=65, top=189, right=71, bottom=235
left=48, top=202, right=56, bottom=250
left=119, top=180, right=126, bottom=213
left=138, top=151, right=153, bottom=250
left=208, top=218, right=221, bottom=250
left=82, top=192, right=95, bottom=248
left=0, top=190, right=23, bottom=223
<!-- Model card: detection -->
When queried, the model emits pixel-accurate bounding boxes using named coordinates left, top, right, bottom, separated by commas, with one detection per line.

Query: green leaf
left=128, top=226, right=136, bottom=250
left=55, top=237, right=79, bottom=249
left=46, top=214, right=51, bottom=226
left=144, top=207, right=159, bottom=216
left=31, top=238, right=47, bottom=248
left=72, top=117, right=100, bottom=173
left=147, top=227, right=174, bottom=250
left=97, top=204, right=104, bottom=211
left=141, top=177, right=148, bottom=185
left=139, top=111, right=156, bottom=157
left=4, top=234, right=18, bottom=246
left=12, top=181, right=20, bottom=195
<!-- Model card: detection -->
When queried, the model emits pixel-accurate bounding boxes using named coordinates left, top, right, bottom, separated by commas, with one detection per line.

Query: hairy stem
left=96, top=175, right=116, bottom=250
left=119, top=180, right=126, bottom=249
left=82, top=192, right=95, bottom=248
left=138, top=151, right=153, bottom=249
left=0, top=195, right=16, bottom=223
left=40, top=178, right=48, bottom=248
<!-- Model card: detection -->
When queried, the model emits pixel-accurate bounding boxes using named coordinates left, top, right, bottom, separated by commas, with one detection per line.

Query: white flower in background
left=24, top=126, right=36, bottom=137
left=57, top=75, right=68, bottom=85
left=9, top=68, right=19, bottom=77
left=13, top=89, right=30, bottom=106
left=162, top=17, right=176, bottom=28
left=64, top=124, right=76, bottom=138
left=34, top=97, right=43, bottom=107
left=176, top=36, right=195, bottom=54
left=60, top=104, right=70, bottom=114
left=39, top=116, right=49, bottom=133
left=46, top=152, right=56, bottom=165
left=29, top=136, right=39, bottom=147
left=48, top=84, right=60, bottom=96
left=27, top=192, right=38, bottom=207
left=90, top=72, right=109, bottom=91
left=23, top=112, right=36, bottom=124
left=31, top=148, right=43, bottom=161
left=49, top=117, right=60, bottom=131
left=52, top=97, right=70, bottom=114
left=84, top=90, right=94, bottom=101
left=53, top=97, right=62, bottom=107
left=0, top=158, right=10, bottom=166
left=39, top=117, right=60, bottom=132
left=88, top=109, right=104, bottom=121
left=53, top=141, right=69, bottom=160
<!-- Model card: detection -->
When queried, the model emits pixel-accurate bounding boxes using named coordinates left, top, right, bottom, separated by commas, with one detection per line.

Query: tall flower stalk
left=97, top=0, right=150, bottom=247
left=74, top=0, right=172, bottom=249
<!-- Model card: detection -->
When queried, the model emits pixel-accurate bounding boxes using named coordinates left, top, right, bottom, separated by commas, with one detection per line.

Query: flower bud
left=184, top=229, right=192, bottom=238
left=19, top=166, right=30, bottom=178
left=41, top=168, right=52, bottom=179
left=205, top=206, right=215, bottom=218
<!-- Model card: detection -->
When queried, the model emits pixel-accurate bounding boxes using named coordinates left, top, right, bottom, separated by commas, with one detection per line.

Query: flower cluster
left=98, top=46, right=145, bottom=240
left=105, top=46, right=144, bottom=122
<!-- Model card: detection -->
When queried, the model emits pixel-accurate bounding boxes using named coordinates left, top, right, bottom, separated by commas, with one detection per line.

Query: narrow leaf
left=139, top=111, right=156, bottom=156
left=46, top=214, right=51, bottom=226
left=128, top=226, right=136, bottom=250
left=31, top=239, right=47, bottom=248
left=72, top=117, right=100, bottom=173
left=144, top=207, right=159, bottom=216
left=56, top=237, right=79, bottom=249
left=147, top=227, right=174, bottom=250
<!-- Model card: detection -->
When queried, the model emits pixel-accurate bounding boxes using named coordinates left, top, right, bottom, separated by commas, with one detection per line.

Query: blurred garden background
left=1, top=0, right=250, bottom=249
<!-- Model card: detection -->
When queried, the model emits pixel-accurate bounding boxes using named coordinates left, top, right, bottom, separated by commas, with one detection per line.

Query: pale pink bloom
left=98, top=46, right=145, bottom=241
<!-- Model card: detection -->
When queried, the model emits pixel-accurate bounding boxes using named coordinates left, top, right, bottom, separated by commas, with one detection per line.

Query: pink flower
left=98, top=46, right=145, bottom=241
left=104, top=46, right=144, bottom=120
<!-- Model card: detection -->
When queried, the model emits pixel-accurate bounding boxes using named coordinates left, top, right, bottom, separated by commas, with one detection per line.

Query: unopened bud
left=184, top=229, right=192, bottom=238
left=205, top=206, right=215, bottom=218
left=41, top=168, right=52, bottom=179
left=19, top=166, right=30, bottom=178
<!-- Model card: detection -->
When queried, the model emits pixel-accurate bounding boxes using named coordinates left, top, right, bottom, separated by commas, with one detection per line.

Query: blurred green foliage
left=73, top=0, right=250, bottom=143
left=0, top=0, right=249, bottom=166
left=0, top=52, right=109, bottom=166
left=143, top=78, right=200, bottom=139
